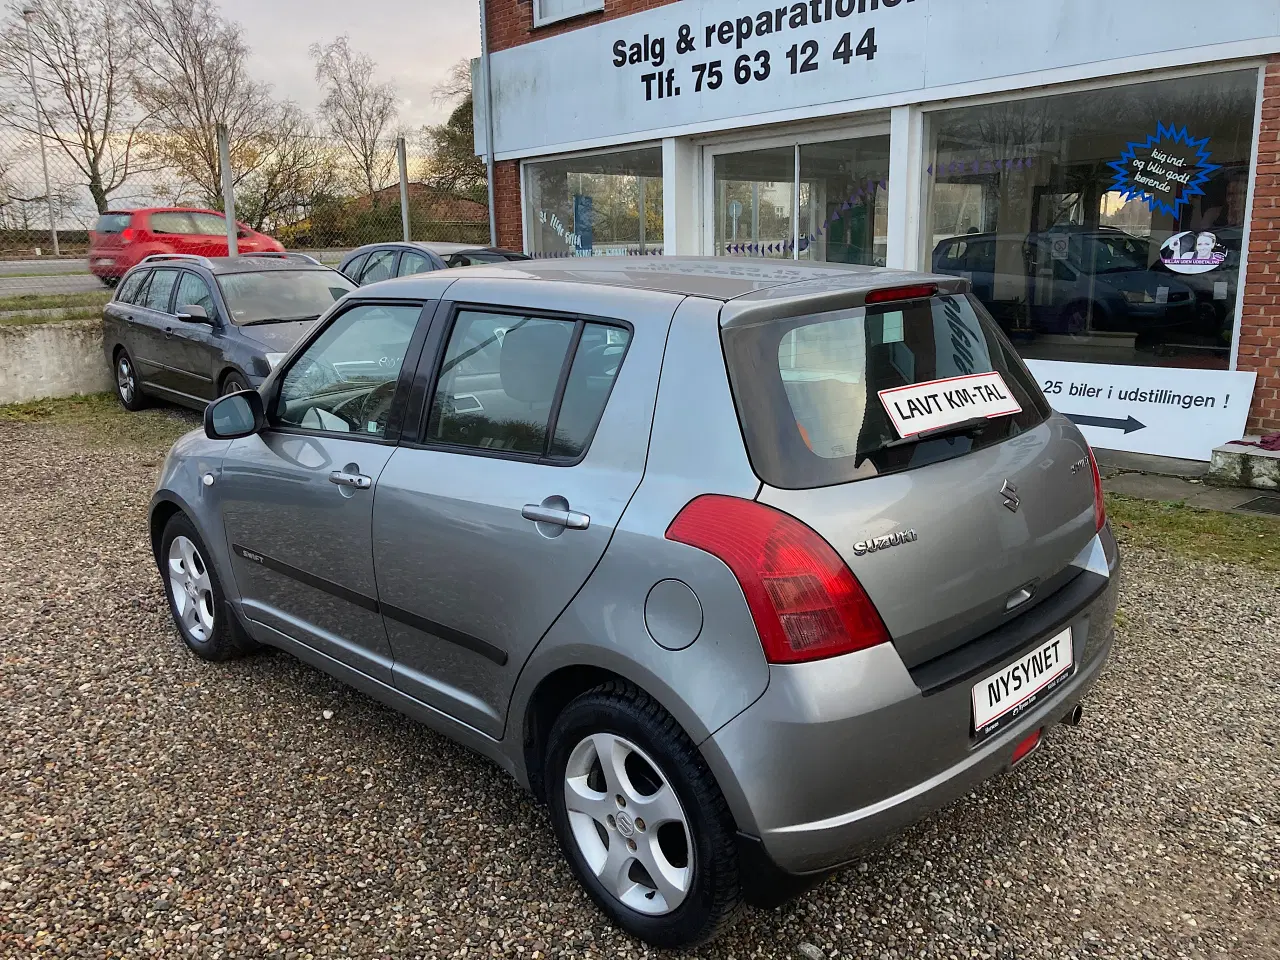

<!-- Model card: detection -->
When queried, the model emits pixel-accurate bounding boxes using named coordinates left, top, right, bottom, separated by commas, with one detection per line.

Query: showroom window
left=523, top=147, right=663, bottom=258
left=713, top=134, right=890, bottom=264
left=924, top=69, right=1258, bottom=369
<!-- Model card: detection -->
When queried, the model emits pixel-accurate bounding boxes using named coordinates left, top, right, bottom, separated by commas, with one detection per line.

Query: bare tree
left=0, top=0, right=150, bottom=214
left=129, top=0, right=272, bottom=207
left=236, top=103, right=338, bottom=232
left=432, top=58, right=472, bottom=107
left=310, top=36, right=397, bottom=203
left=423, top=58, right=484, bottom=197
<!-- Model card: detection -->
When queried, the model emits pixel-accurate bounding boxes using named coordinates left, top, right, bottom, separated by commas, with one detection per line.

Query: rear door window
left=141, top=269, right=180, bottom=313
left=360, top=250, right=397, bottom=284
left=397, top=251, right=433, bottom=277
left=423, top=310, right=629, bottom=461
left=723, top=293, right=1050, bottom=488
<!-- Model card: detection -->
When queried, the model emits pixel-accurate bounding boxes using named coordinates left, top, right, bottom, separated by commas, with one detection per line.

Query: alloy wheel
left=563, top=733, right=693, bottom=915
left=117, top=357, right=136, bottom=404
left=167, top=535, right=216, bottom=643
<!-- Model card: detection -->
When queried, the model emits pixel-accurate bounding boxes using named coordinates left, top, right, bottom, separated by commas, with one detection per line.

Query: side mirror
left=205, top=389, right=264, bottom=439
left=177, top=303, right=211, bottom=322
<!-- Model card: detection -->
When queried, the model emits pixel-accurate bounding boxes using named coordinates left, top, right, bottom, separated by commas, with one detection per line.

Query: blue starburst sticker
left=1108, top=123, right=1219, bottom=218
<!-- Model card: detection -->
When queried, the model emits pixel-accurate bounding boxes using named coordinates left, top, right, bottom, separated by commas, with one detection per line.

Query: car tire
left=113, top=348, right=148, bottom=411
left=159, top=513, right=257, bottom=662
left=220, top=372, right=250, bottom=396
left=544, top=681, right=743, bottom=948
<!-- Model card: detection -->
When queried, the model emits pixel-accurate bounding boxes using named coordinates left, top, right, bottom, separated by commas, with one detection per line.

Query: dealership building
left=476, top=0, right=1280, bottom=460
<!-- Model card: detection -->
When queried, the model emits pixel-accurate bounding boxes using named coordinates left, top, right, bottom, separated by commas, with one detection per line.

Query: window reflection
left=925, top=70, right=1257, bottom=369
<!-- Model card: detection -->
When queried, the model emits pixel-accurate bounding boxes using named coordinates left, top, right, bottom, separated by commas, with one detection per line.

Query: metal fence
left=0, top=122, right=488, bottom=266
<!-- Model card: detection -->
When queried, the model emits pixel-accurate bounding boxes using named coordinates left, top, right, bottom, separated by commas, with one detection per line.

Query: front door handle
left=329, top=470, right=372, bottom=490
left=522, top=502, right=590, bottom=530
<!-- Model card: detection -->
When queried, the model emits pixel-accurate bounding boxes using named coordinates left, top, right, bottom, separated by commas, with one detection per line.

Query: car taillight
left=121, top=227, right=134, bottom=242
left=1088, top=447, right=1106, bottom=532
left=665, top=495, right=890, bottom=664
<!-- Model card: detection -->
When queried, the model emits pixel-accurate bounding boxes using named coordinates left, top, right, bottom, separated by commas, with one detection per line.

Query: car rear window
left=216, top=269, right=356, bottom=324
left=94, top=213, right=132, bottom=234
left=721, top=293, right=1051, bottom=489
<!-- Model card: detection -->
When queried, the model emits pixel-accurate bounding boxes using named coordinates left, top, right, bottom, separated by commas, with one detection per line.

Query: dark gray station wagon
left=103, top=253, right=356, bottom=410
left=150, top=258, right=1118, bottom=947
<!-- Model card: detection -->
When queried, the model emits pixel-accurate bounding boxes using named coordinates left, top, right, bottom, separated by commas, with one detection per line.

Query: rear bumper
left=89, top=257, right=127, bottom=278
left=702, top=527, right=1119, bottom=885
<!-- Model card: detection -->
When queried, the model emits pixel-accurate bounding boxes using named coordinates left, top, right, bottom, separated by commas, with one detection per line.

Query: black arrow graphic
left=1065, top=413, right=1146, bottom=434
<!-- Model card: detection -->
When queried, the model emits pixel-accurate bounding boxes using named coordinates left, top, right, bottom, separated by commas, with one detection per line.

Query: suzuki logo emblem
left=1000, top=480, right=1021, bottom=513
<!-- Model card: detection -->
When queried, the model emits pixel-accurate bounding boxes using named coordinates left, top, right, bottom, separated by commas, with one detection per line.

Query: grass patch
left=0, top=306, right=104, bottom=327
left=0, top=392, right=197, bottom=448
left=0, top=290, right=112, bottom=312
left=1107, top=493, right=1280, bottom=572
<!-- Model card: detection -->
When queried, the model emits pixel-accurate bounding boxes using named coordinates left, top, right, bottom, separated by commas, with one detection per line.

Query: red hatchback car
left=89, top=208, right=284, bottom=285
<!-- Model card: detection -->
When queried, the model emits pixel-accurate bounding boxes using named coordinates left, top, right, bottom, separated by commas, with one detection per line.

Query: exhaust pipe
left=1060, top=704, right=1084, bottom=727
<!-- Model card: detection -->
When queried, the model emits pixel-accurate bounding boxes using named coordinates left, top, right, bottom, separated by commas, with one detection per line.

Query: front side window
left=142, top=269, right=179, bottom=312
left=115, top=270, right=149, bottom=304
left=216, top=270, right=355, bottom=325
left=190, top=212, right=228, bottom=236
left=275, top=303, right=423, bottom=438
left=149, top=212, right=193, bottom=235
left=174, top=272, right=216, bottom=317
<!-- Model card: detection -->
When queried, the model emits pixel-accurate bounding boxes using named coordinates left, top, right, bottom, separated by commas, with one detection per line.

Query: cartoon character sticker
left=1159, top=231, right=1226, bottom=275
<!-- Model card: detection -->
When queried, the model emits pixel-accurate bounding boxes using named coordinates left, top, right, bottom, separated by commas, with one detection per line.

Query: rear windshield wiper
left=883, top=415, right=1005, bottom=449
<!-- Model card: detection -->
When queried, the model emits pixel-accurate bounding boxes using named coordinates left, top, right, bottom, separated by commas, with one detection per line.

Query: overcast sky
left=220, top=0, right=480, bottom=131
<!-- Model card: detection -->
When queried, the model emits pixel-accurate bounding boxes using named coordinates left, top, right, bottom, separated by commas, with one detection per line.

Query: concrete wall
left=0, top=319, right=112, bottom=404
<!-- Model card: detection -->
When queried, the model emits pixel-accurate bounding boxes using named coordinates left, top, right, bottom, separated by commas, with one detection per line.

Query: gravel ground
left=1, top=412, right=1277, bottom=960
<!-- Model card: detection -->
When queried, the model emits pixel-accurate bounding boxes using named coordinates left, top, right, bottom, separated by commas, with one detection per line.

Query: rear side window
left=424, top=310, right=629, bottom=461
left=141, top=269, right=179, bottom=312
left=115, top=270, right=149, bottom=304
left=95, top=213, right=132, bottom=234
left=149, top=212, right=193, bottom=235
left=341, top=253, right=368, bottom=281
left=723, top=293, right=1050, bottom=489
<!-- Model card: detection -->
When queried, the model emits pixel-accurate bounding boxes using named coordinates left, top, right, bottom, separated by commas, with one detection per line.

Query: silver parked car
left=152, top=257, right=1118, bottom=947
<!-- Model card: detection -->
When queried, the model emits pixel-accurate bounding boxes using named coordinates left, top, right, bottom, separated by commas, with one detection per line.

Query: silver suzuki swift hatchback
left=153, top=257, right=1118, bottom=947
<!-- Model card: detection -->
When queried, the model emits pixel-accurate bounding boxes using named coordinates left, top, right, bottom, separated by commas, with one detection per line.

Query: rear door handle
left=522, top=503, right=590, bottom=530
left=329, top=470, right=372, bottom=490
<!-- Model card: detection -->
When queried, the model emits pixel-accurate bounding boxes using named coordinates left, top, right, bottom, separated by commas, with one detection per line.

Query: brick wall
left=486, top=0, right=681, bottom=53
left=1242, top=57, right=1280, bottom=434
left=494, top=160, right=523, bottom=251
